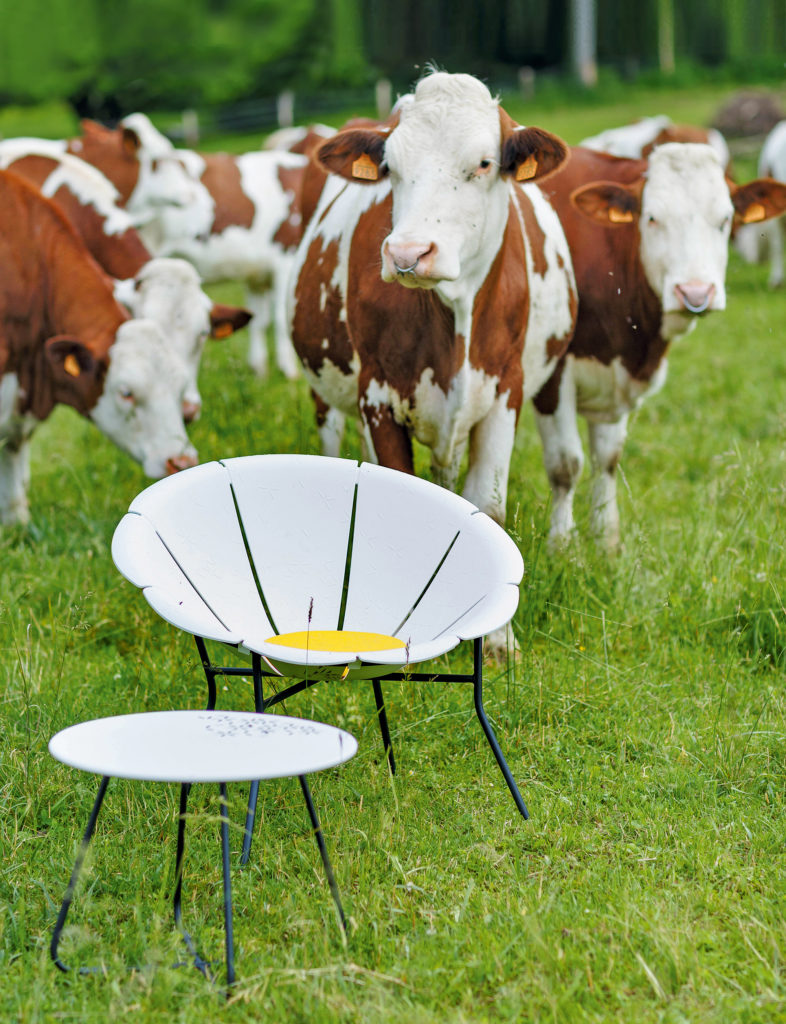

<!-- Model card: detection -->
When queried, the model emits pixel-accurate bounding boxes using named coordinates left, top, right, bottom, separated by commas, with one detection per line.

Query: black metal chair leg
left=50, top=775, right=111, bottom=973
left=472, top=637, right=530, bottom=820
left=297, top=775, right=347, bottom=932
left=218, top=783, right=235, bottom=992
left=372, top=679, right=396, bottom=775
left=173, top=783, right=212, bottom=977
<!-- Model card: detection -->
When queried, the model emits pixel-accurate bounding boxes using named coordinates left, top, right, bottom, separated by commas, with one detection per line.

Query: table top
left=48, top=710, right=358, bottom=783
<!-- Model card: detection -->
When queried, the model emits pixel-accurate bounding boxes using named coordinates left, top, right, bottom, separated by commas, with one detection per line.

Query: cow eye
left=119, top=388, right=136, bottom=404
left=648, top=215, right=657, bottom=225
left=476, top=159, right=493, bottom=175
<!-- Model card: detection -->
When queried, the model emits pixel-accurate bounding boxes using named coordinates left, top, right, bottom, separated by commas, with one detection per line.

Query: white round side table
left=48, top=710, right=358, bottom=990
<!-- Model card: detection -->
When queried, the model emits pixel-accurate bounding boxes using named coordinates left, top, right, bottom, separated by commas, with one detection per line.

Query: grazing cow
left=581, top=114, right=732, bottom=172
left=534, top=143, right=786, bottom=548
left=288, top=71, right=578, bottom=526
left=0, top=139, right=251, bottom=420
left=0, top=169, right=198, bottom=524
left=111, top=113, right=307, bottom=380
left=734, top=120, right=786, bottom=287
left=66, top=118, right=206, bottom=228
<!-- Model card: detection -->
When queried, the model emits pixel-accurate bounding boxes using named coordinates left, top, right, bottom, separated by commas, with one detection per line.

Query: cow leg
left=533, top=365, right=583, bottom=547
left=243, top=284, right=272, bottom=377
left=359, top=398, right=414, bottom=474
left=462, top=395, right=517, bottom=525
left=312, top=390, right=346, bottom=458
left=272, top=262, right=301, bottom=380
left=764, top=216, right=784, bottom=288
left=431, top=440, right=467, bottom=496
left=587, top=417, right=628, bottom=551
left=0, top=429, right=34, bottom=526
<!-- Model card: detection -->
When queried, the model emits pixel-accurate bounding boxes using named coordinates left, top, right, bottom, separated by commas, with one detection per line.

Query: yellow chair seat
left=266, top=630, right=406, bottom=653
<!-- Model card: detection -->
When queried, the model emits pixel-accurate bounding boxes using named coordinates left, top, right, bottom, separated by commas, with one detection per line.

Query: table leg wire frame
left=48, top=711, right=354, bottom=991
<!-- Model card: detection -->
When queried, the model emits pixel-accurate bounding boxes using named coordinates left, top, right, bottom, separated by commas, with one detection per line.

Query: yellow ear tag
left=742, top=202, right=766, bottom=224
left=212, top=322, right=233, bottom=339
left=352, top=153, right=379, bottom=181
left=609, top=207, right=634, bottom=224
left=516, top=155, right=538, bottom=181
left=64, top=354, right=81, bottom=377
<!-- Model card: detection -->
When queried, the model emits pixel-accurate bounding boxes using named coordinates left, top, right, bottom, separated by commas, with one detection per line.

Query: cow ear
left=209, top=303, right=253, bottom=340
left=316, top=128, right=390, bottom=183
left=43, top=336, right=105, bottom=415
left=121, top=127, right=141, bottom=159
left=731, top=178, right=786, bottom=225
left=570, top=181, right=641, bottom=226
left=499, top=112, right=568, bottom=183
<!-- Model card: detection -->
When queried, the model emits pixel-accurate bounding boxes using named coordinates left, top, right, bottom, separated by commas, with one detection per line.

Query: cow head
left=74, top=116, right=206, bottom=232
left=86, top=318, right=198, bottom=477
left=571, top=143, right=786, bottom=339
left=316, top=72, right=567, bottom=305
left=116, top=258, right=249, bottom=422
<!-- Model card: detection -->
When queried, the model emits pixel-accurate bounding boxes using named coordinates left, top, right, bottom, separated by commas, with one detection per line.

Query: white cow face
left=89, top=319, right=198, bottom=477
left=117, top=115, right=207, bottom=235
left=316, top=72, right=567, bottom=306
left=115, top=258, right=211, bottom=419
left=571, top=142, right=786, bottom=340
left=115, top=258, right=252, bottom=422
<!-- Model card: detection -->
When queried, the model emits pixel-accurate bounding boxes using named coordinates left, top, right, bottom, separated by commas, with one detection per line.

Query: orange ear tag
left=609, top=207, right=634, bottom=224
left=516, top=155, right=538, bottom=181
left=212, top=323, right=233, bottom=339
left=351, top=153, right=379, bottom=181
left=742, top=203, right=766, bottom=224
left=64, top=354, right=81, bottom=377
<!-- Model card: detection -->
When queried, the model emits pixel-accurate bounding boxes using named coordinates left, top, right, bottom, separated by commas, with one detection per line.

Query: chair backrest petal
left=222, top=454, right=359, bottom=636
left=119, top=462, right=275, bottom=641
left=342, top=464, right=479, bottom=638
left=396, top=510, right=524, bottom=644
left=112, top=511, right=241, bottom=643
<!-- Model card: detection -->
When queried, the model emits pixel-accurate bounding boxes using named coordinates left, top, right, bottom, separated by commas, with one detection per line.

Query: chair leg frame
left=193, top=632, right=530, bottom=861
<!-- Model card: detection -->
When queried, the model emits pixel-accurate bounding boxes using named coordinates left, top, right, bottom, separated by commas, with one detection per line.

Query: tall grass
left=1, top=99, right=785, bottom=1021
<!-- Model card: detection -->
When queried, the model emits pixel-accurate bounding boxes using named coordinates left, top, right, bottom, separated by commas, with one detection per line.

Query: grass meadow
left=1, top=83, right=785, bottom=1022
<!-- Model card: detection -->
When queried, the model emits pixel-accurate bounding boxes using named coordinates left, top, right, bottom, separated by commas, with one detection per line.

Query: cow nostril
left=675, top=282, right=716, bottom=314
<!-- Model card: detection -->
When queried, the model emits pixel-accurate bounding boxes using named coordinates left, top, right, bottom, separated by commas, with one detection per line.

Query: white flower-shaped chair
left=112, top=454, right=528, bottom=858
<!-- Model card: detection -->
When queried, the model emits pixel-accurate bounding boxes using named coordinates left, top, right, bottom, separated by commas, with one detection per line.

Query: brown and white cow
left=0, top=139, right=251, bottom=421
left=110, top=113, right=307, bottom=380
left=0, top=169, right=198, bottom=524
left=534, top=143, right=786, bottom=548
left=288, top=71, right=578, bottom=526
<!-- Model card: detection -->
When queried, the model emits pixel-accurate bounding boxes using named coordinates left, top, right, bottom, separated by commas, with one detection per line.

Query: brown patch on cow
left=272, top=164, right=305, bottom=249
left=200, top=154, right=255, bottom=234
left=0, top=170, right=124, bottom=421
left=68, top=122, right=140, bottom=205
left=4, top=154, right=56, bottom=189
left=346, top=196, right=460, bottom=402
left=292, top=236, right=354, bottom=377
left=532, top=358, right=565, bottom=416
left=642, top=124, right=712, bottom=157
left=469, top=199, right=528, bottom=413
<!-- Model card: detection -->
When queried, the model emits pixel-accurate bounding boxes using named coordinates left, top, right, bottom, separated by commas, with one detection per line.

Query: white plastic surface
left=112, top=455, right=524, bottom=671
left=222, top=455, right=358, bottom=639
left=342, top=463, right=478, bottom=637
left=49, top=711, right=357, bottom=783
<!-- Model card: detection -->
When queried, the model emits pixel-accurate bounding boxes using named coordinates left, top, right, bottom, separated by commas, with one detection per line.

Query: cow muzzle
left=674, top=281, right=716, bottom=314
left=383, top=240, right=438, bottom=282
left=166, top=454, right=199, bottom=475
